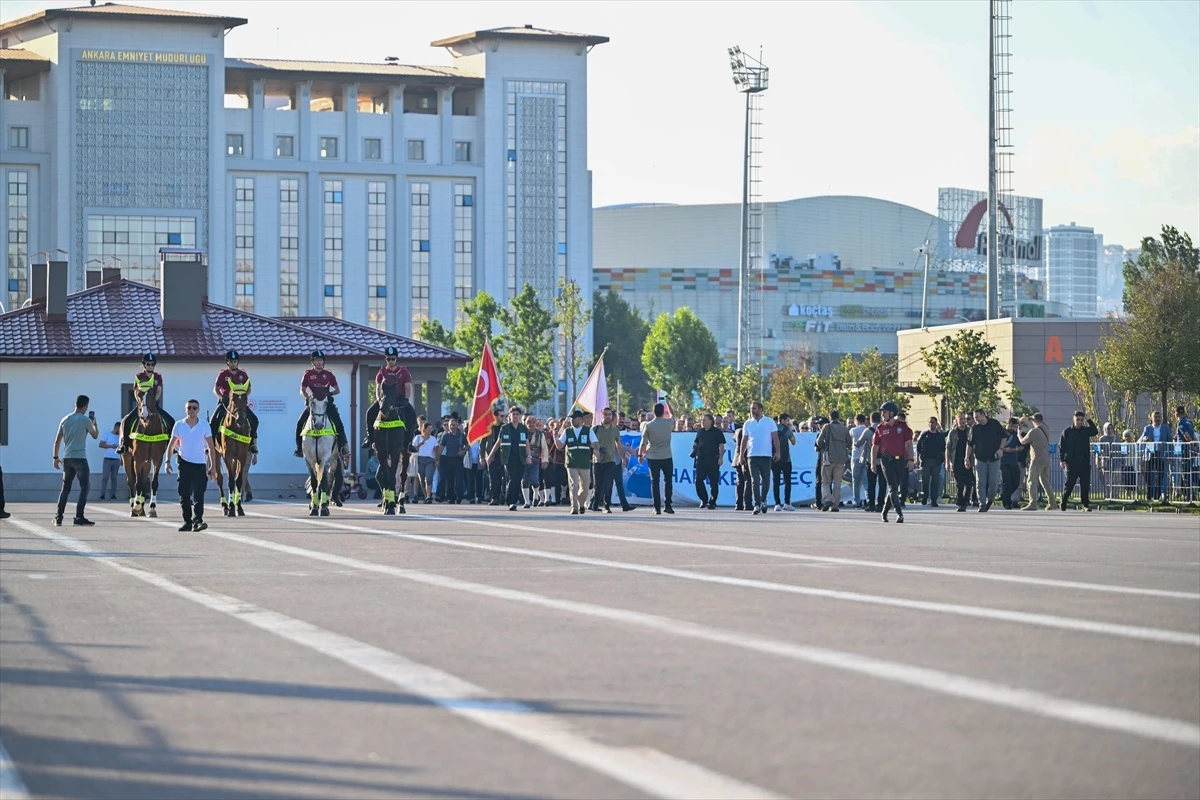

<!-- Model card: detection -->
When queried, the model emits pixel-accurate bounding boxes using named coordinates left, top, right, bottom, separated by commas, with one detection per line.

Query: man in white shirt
left=737, top=400, right=779, bottom=515
left=165, top=399, right=218, bottom=532
left=98, top=421, right=123, bottom=501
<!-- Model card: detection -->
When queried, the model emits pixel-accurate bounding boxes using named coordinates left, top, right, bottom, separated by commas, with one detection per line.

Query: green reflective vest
left=563, top=425, right=594, bottom=469
left=499, top=423, right=528, bottom=464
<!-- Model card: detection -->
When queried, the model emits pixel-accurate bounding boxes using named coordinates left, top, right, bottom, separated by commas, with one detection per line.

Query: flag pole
left=571, top=345, right=610, bottom=412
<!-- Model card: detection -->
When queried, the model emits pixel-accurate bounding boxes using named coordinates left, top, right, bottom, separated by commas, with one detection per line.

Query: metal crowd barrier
left=936, top=441, right=1198, bottom=508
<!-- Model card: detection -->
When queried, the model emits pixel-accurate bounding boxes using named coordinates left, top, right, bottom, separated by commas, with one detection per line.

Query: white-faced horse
left=121, top=393, right=169, bottom=517
left=302, top=392, right=338, bottom=516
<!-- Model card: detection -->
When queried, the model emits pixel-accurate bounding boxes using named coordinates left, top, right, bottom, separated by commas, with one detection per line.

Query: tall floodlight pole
left=728, top=46, right=768, bottom=371
left=986, top=1, right=1000, bottom=320
left=916, top=240, right=932, bottom=329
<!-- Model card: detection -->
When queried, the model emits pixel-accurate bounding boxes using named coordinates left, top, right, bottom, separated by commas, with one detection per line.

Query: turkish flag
left=467, top=339, right=503, bottom=445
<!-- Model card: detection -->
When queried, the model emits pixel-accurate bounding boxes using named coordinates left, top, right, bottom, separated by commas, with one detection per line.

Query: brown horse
left=215, top=391, right=252, bottom=517
left=121, top=393, right=169, bottom=517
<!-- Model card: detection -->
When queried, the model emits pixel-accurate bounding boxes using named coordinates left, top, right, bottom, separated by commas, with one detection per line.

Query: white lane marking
left=25, top=575, right=45, bottom=580
left=74, top=514, right=1200, bottom=749
left=0, top=740, right=31, bottom=800
left=328, top=504, right=1200, bottom=601
left=248, top=509, right=1200, bottom=648
left=8, top=518, right=779, bottom=800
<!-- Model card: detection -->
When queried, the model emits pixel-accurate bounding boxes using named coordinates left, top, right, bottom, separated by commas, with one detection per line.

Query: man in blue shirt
left=1176, top=406, right=1196, bottom=502
left=52, top=394, right=99, bottom=526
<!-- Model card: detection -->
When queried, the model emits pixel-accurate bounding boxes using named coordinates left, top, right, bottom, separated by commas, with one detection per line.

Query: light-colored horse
left=215, top=391, right=252, bottom=517
left=302, top=392, right=338, bottom=517
left=121, top=393, right=169, bottom=517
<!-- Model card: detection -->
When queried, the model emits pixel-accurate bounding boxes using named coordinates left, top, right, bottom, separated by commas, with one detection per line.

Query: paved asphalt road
left=1, top=498, right=1197, bottom=799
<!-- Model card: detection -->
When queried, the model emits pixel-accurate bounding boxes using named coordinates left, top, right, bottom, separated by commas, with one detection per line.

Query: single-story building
left=0, top=262, right=467, bottom=501
left=897, top=318, right=1108, bottom=427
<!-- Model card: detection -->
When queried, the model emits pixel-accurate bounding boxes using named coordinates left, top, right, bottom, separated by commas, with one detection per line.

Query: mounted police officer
left=116, top=353, right=176, bottom=454
left=364, top=346, right=414, bottom=445
left=211, top=349, right=260, bottom=453
left=294, top=349, right=349, bottom=462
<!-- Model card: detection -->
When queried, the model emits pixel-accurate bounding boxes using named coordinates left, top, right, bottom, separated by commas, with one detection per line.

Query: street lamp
left=728, top=46, right=768, bottom=371
left=915, top=240, right=933, bottom=329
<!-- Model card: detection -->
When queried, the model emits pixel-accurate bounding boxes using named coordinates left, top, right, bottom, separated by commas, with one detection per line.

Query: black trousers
left=439, top=458, right=463, bottom=503
left=489, top=460, right=506, bottom=503
left=772, top=461, right=793, bottom=506
left=296, top=401, right=347, bottom=449
left=466, top=466, right=485, bottom=501
left=607, top=463, right=631, bottom=508
left=954, top=467, right=975, bottom=508
left=210, top=402, right=259, bottom=440
left=648, top=457, right=674, bottom=511
left=921, top=462, right=943, bottom=504
left=696, top=458, right=721, bottom=506
left=56, top=458, right=89, bottom=520
left=594, top=462, right=616, bottom=509
left=1001, top=463, right=1021, bottom=508
left=505, top=462, right=525, bottom=506
left=1146, top=455, right=1166, bottom=501
left=1062, top=462, right=1091, bottom=507
left=813, top=453, right=824, bottom=508
left=865, top=464, right=886, bottom=509
left=880, top=457, right=907, bottom=513
left=736, top=463, right=753, bottom=508
left=177, top=459, right=208, bottom=523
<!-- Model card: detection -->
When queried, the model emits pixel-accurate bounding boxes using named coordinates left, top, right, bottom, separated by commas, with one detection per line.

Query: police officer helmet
left=384, top=346, right=398, bottom=359
left=225, top=350, right=240, bottom=362
left=310, top=349, right=325, bottom=361
left=879, top=401, right=900, bottom=415
left=142, top=353, right=157, bottom=365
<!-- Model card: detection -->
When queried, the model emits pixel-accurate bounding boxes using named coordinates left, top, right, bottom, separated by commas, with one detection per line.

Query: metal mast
left=988, top=0, right=1013, bottom=319
left=729, top=46, right=768, bottom=370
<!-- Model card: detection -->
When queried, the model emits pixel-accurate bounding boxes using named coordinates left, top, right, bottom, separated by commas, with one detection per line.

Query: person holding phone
left=52, top=394, right=98, bottom=526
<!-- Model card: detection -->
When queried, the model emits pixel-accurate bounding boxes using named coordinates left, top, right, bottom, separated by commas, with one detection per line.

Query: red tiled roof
left=0, top=279, right=468, bottom=363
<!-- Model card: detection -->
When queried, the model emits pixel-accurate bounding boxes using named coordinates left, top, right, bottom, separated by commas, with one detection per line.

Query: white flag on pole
left=574, top=356, right=609, bottom=415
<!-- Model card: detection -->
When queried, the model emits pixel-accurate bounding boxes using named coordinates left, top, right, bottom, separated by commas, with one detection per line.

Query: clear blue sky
left=6, top=0, right=1197, bottom=246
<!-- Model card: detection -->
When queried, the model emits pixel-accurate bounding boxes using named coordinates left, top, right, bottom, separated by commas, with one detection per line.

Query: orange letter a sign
left=1045, top=335, right=1063, bottom=363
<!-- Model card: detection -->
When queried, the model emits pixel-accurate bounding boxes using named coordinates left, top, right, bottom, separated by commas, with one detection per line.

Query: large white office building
left=0, top=3, right=605, bottom=336
left=1046, top=223, right=1101, bottom=318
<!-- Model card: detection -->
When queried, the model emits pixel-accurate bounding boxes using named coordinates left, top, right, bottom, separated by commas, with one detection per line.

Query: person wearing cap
left=210, top=350, right=260, bottom=453
left=870, top=401, right=914, bottom=523
left=293, top=350, right=349, bottom=462
left=116, top=354, right=176, bottom=454
left=364, top=346, right=414, bottom=445
left=558, top=409, right=597, bottom=514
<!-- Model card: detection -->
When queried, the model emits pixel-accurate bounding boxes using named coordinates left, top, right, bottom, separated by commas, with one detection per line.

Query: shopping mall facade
left=0, top=3, right=604, bottom=337
left=594, top=190, right=1061, bottom=369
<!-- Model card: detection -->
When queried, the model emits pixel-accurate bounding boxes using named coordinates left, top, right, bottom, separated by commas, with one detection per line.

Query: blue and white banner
left=618, top=431, right=819, bottom=507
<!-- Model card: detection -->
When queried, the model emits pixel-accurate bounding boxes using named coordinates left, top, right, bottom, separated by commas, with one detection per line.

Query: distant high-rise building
left=1099, top=244, right=1137, bottom=316
left=1046, top=223, right=1100, bottom=317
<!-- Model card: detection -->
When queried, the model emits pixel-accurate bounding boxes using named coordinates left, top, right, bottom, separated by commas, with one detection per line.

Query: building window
left=275, top=135, right=294, bottom=158
left=280, top=178, right=300, bottom=316
left=323, top=179, right=343, bottom=317
left=319, top=137, right=338, bottom=159
left=363, top=138, right=382, bottom=161
left=410, top=181, right=430, bottom=334
left=454, top=141, right=472, bottom=163
left=85, top=215, right=195, bottom=287
left=226, top=134, right=244, bottom=157
left=368, top=181, right=387, bottom=330
left=454, top=183, right=474, bottom=325
left=406, top=139, right=425, bottom=162
left=8, top=127, right=29, bottom=149
left=5, top=171, right=29, bottom=312
left=234, top=177, right=254, bottom=312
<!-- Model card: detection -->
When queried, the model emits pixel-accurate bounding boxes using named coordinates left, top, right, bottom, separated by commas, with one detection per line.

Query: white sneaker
left=783, top=504, right=796, bottom=511
left=774, top=504, right=782, bottom=512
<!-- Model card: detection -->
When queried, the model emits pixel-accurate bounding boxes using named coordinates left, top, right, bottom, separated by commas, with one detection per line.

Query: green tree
left=1061, top=352, right=1101, bottom=417
left=427, top=292, right=504, bottom=408
left=641, top=307, right=720, bottom=404
left=831, top=347, right=909, bottom=417
left=763, top=347, right=838, bottom=420
left=593, top=290, right=652, bottom=408
left=1102, top=226, right=1200, bottom=419
left=553, top=277, right=592, bottom=410
left=697, top=363, right=763, bottom=415
left=917, top=329, right=1007, bottom=418
left=497, top=283, right=555, bottom=411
